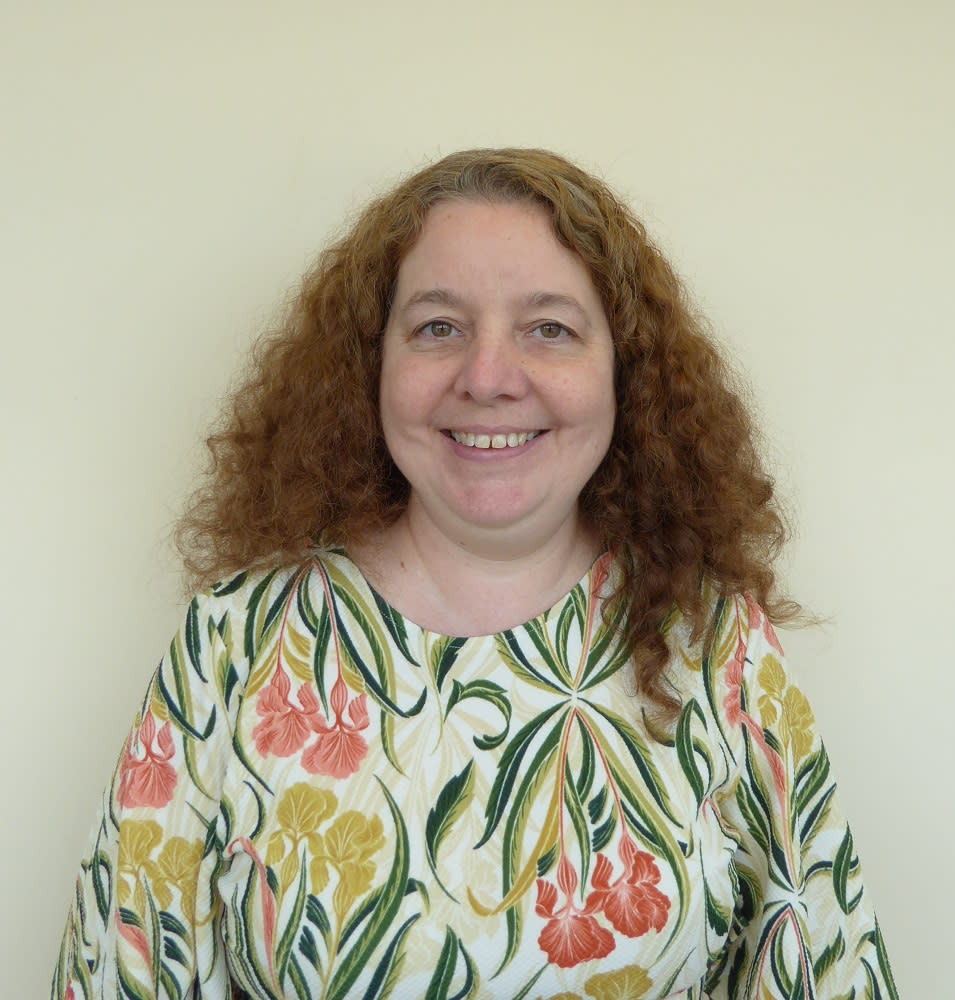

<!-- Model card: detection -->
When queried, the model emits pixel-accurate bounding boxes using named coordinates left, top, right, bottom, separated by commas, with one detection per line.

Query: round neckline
left=330, top=548, right=613, bottom=642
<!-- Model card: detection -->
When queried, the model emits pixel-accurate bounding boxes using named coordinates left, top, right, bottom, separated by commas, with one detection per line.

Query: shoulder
left=200, top=550, right=370, bottom=657
left=663, top=585, right=787, bottom=717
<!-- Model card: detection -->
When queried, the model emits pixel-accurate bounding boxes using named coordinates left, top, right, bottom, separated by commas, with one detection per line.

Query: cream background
left=2, top=2, right=951, bottom=996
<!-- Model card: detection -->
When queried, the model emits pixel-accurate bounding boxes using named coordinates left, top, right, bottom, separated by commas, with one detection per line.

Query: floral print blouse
left=53, top=552, right=896, bottom=999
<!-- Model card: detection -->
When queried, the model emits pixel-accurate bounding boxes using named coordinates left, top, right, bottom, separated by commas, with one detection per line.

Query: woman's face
left=379, top=199, right=615, bottom=553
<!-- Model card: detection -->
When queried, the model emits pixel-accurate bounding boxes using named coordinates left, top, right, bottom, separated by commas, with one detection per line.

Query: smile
left=447, top=430, right=542, bottom=450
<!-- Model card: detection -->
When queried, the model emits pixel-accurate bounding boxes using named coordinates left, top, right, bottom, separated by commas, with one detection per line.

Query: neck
left=352, top=503, right=601, bottom=636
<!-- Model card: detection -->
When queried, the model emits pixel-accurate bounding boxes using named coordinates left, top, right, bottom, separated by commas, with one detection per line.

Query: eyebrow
left=401, top=287, right=468, bottom=312
left=399, top=287, right=590, bottom=322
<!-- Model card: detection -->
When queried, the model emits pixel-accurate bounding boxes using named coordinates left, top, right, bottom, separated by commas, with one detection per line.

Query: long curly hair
left=177, top=147, right=797, bottom=717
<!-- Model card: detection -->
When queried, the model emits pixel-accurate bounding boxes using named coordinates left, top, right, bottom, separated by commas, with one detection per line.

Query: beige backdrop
left=3, top=2, right=952, bottom=996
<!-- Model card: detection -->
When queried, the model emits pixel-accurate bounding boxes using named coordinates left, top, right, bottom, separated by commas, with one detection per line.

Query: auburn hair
left=177, top=147, right=797, bottom=717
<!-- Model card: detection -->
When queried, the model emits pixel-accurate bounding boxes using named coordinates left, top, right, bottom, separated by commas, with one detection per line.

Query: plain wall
left=3, top=2, right=952, bottom=995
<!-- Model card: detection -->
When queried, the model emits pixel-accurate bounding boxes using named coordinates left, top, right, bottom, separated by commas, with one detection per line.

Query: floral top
left=53, top=552, right=896, bottom=1000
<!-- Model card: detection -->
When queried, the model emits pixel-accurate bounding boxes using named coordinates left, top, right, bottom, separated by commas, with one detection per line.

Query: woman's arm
left=705, top=596, right=897, bottom=999
left=51, top=584, right=247, bottom=999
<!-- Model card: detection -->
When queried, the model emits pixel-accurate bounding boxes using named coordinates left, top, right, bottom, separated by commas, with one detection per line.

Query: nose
left=453, top=329, right=529, bottom=403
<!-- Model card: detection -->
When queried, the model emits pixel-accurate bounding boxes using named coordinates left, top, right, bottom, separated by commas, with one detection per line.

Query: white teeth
left=450, top=430, right=540, bottom=449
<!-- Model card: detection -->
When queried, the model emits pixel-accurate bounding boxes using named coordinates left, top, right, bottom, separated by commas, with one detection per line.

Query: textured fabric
left=53, top=552, right=896, bottom=999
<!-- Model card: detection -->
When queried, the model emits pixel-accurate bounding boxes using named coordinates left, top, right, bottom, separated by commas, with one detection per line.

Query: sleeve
left=704, top=595, right=899, bottom=1000
left=51, top=589, right=243, bottom=1000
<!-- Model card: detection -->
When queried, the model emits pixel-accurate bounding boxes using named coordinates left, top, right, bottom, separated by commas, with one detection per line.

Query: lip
left=443, top=426, right=545, bottom=436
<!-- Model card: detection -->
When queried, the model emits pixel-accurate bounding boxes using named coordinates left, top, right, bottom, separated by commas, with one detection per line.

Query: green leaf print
left=425, top=761, right=475, bottom=898
left=574, top=716, right=596, bottom=800
left=422, top=927, right=478, bottom=1000
left=553, top=592, right=583, bottom=669
left=476, top=702, right=565, bottom=848
left=245, top=569, right=298, bottom=663
left=587, top=785, right=608, bottom=824
left=359, top=913, right=421, bottom=1000
left=586, top=702, right=679, bottom=824
left=494, top=632, right=565, bottom=694
left=326, top=781, right=412, bottom=1000
left=493, top=714, right=565, bottom=973
left=676, top=699, right=707, bottom=806
left=591, top=809, right=617, bottom=852
left=813, top=930, right=846, bottom=983
left=799, top=785, right=835, bottom=849
left=211, top=568, right=248, bottom=596
left=424, top=926, right=458, bottom=1000
left=91, top=848, right=112, bottom=923
left=327, top=580, right=427, bottom=719
left=162, top=635, right=217, bottom=742
left=276, top=851, right=310, bottom=982
left=445, top=679, right=512, bottom=750
left=368, top=584, right=418, bottom=668
left=520, top=618, right=574, bottom=688
left=704, top=878, right=730, bottom=936
left=184, top=598, right=204, bottom=681
left=795, top=748, right=831, bottom=815
left=833, top=827, right=862, bottom=915
left=536, top=843, right=557, bottom=877
left=430, top=635, right=468, bottom=690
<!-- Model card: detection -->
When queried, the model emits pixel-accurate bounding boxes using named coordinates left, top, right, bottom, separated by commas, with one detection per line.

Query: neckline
left=328, top=548, right=614, bottom=642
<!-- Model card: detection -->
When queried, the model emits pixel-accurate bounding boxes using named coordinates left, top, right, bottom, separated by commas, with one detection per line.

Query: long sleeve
left=704, top=595, right=898, bottom=999
left=52, top=587, right=244, bottom=1000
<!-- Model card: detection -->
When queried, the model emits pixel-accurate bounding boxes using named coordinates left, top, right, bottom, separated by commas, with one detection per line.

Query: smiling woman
left=52, top=149, right=897, bottom=999
left=373, top=199, right=616, bottom=624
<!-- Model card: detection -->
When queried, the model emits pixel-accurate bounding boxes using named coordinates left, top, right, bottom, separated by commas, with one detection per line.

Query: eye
left=533, top=322, right=573, bottom=340
left=417, top=320, right=460, bottom=339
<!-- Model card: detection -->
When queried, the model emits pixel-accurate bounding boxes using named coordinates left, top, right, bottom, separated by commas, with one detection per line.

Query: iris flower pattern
left=53, top=552, right=896, bottom=999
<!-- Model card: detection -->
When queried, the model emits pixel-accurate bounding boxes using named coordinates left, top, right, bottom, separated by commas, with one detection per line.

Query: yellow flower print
left=267, top=783, right=338, bottom=893
left=757, top=653, right=815, bottom=763
left=276, top=782, right=338, bottom=838
left=153, top=837, right=204, bottom=922
left=117, top=820, right=162, bottom=905
left=583, top=963, right=653, bottom=999
left=780, top=686, right=815, bottom=761
left=314, top=810, right=385, bottom=918
left=757, top=654, right=786, bottom=727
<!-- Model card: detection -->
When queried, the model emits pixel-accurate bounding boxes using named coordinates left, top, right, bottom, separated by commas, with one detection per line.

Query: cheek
left=379, top=350, right=407, bottom=416
left=379, top=357, right=433, bottom=448
left=560, top=366, right=616, bottom=425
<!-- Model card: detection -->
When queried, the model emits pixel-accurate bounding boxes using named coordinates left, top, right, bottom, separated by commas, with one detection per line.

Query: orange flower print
left=117, top=710, right=177, bottom=809
left=723, top=596, right=788, bottom=800
left=115, top=910, right=151, bottom=966
left=744, top=592, right=785, bottom=656
left=587, top=835, right=670, bottom=937
left=536, top=856, right=615, bottom=968
left=228, top=837, right=277, bottom=982
left=252, top=667, right=322, bottom=757
left=302, top=676, right=370, bottom=779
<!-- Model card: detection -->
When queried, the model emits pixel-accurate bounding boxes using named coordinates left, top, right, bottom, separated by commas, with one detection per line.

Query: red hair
left=177, top=148, right=796, bottom=717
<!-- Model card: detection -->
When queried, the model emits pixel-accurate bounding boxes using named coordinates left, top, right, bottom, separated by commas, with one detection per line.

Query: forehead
left=393, top=198, right=597, bottom=298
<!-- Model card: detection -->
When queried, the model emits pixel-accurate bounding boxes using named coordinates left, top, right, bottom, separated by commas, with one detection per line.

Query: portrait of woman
left=49, top=148, right=897, bottom=999
left=6, top=6, right=949, bottom=998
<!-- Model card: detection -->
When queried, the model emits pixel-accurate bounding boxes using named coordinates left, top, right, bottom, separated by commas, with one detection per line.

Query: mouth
left=444, top=430, right=544, bottom=450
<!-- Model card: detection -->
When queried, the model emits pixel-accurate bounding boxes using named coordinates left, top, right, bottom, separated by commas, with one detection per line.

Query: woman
left=53, top=149, right=896, bottom=999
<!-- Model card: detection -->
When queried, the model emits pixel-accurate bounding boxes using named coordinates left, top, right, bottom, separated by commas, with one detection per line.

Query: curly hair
left=177, top=147, right=797, bottom=717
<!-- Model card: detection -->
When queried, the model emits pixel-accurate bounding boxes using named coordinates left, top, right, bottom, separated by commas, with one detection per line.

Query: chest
left=215, top=604, right=739, bottom=998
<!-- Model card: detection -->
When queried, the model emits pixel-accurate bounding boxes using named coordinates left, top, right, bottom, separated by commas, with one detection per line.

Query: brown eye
left=536, top=322, right=570, bottom=340
left=421, top=321, right=457, bottom=339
